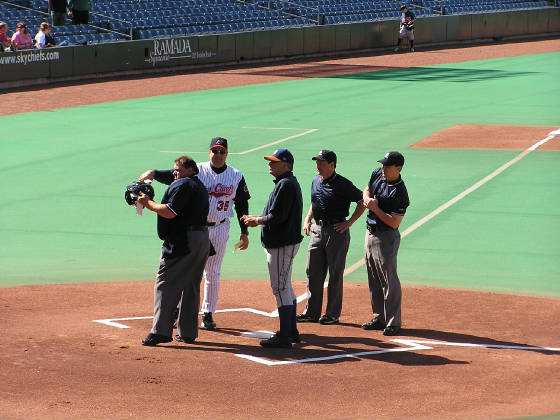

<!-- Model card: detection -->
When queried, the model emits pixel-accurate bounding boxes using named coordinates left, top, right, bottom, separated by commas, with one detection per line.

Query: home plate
left=241, top=331, right=274, bottom=339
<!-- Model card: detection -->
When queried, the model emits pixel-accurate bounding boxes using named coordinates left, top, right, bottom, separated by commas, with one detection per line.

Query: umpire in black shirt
left=298, top=150, right=366, bottom=325
left=138, top=156, right=211, bottom=346
left=242, top=149, right=303, bottom=348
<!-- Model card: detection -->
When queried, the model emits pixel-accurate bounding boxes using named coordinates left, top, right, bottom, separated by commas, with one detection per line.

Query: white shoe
left=410, top=47, right=415, bottom=52
left=394, top=47, right=399, bottom=52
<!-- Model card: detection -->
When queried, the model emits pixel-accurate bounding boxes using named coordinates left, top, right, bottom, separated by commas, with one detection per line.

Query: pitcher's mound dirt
left=411, top=124, right=560, bottom=150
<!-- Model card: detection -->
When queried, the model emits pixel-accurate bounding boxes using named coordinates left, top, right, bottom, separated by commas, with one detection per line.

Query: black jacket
left=261, top=171, right=303, bottom=248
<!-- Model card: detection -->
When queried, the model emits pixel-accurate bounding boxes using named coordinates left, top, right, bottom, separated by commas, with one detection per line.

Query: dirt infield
left=2, top=280, right=560, bottom=420
left=411, top=125, right=560, bottom=151
left=2, top=38, right=559, bottom=116
left=2, top=38, right=560, bottom=420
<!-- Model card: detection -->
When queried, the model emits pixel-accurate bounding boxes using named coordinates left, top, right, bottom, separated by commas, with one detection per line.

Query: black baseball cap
left=264, top=148, right=294, bottom=165
left=400, top=4, right=407, bottom=10
left=209, top=137, right=228, bottom=150
left=378, top=151, right=405, bottom=166
left=312, top=149, right=337, bottom=164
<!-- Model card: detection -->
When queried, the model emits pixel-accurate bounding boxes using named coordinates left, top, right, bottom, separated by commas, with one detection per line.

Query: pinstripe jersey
left=197, top=162, right=244, bottom=224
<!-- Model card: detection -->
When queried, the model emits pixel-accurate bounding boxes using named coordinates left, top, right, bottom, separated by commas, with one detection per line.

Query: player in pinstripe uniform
left=139, top=137, right=250, bottom=330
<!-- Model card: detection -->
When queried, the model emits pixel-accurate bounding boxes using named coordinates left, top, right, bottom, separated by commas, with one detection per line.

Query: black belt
left=316, top=218, right=345, bottom=226
left=207, top=219, right=226, bottom=227
left=187, top=225, right=208, bottom=232
left=367, top=224, right=392, bottom=233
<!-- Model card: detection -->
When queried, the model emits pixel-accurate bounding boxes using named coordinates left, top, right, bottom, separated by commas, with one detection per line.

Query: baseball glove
left=125, top=181, right=155, bottom=205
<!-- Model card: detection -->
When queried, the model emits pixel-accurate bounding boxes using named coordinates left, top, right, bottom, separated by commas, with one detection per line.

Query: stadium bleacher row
left=0, top=0, right=555, bottom=47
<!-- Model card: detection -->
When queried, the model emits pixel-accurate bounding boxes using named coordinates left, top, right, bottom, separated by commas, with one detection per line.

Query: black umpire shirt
left=311, top=172, right=362, bottom=222
left=155, top=166, right=250, bottom=235
left=366, top=167, right=410, bottom=230
left=261, top=171, right=303, bottom=249
left=157, top=176, right=209, bottom=259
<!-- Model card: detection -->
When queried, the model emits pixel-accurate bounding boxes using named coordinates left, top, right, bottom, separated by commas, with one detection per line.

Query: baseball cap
left=209, top=137, right=228, bottom=150
left=264, top=149, right=294, bottom=165
left=400, top=4, right=407, bottom=9
left=312, top=149, right=337, bottom=164
left=378, top=151, right=405, bottom=167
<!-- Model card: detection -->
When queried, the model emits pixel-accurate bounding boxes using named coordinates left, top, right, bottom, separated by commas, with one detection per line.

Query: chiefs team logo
left=208, top=183, right=234, bottom=198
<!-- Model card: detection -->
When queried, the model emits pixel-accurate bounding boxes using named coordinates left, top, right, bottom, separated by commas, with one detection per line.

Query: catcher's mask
left=125, top=181, right=155, bottom=205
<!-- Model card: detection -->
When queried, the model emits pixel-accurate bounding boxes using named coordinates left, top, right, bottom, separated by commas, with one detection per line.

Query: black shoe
left=142, top=333, right=173, bottom=346
left=200, top=312, right=216, bottom=330
left=174, top=334, right=195, bottom=344
left=318, top=315, right=339, bottom=325
left=296, top=313, right=319, bottom=323
left=260, top=333, right=292, bottom=348
left=277, top=330, right=300, bottom=343
left=383, top=326, right=401, bottom=336
left=361, top=318, right=386, bottom=330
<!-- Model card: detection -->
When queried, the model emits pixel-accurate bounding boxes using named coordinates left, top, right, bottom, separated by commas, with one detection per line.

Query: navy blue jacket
left=261, top=171, right=303, bottom=249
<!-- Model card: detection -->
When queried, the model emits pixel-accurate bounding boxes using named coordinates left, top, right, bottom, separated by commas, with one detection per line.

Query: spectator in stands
left=49, top=0, right=68, bottom=26
left=69, top=0, right=91, bottom=25
left=35, top=22, right=56, bottom=49
left=11, top=22, right=33, bottom=50
left=0, top=22, right=11, bottom=51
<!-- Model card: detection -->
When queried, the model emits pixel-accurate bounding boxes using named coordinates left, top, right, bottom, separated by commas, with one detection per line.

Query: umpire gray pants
left=152, top=230, right=210, bottom=339
left=264, top=243, right=300, bottom=308
left=304, top=224, right=350, bottom=319
left=364, top=228, right=402, bottom=328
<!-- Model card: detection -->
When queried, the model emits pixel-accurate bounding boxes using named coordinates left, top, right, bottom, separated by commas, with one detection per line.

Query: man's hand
left=241, top=215, right=260, bottom=228
left=136, top=192, right=149, bottom=207
left=303, top=219, right=312, bottom=236
left=333, top=221, right=352, bottom=233
left=139, top=170, right=155, bottom=182
left=365, top=195, right=379, bottom=211
left=239, top=234, right=249, bottom=250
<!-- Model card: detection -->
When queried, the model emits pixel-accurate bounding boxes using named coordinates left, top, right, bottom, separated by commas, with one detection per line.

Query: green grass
left=1, top=52, right=559, bottom=298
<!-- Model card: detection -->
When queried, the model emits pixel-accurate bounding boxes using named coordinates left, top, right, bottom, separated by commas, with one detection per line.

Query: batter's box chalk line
left=93, top=313, right=560, bottom=366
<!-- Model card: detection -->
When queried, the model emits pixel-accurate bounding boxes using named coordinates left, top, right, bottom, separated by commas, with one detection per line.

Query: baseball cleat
left=383, top=326, right=401, bottom=336
left=277, top=330, right=301, bottom=343
left=410, top=47, right=415, bottom=52
left=394, top=47, right=399, bottom=52
left=260, top=333, right=292, bottom=348
left=318, top=315, right=339, bottom=325
left=200, top=312, right=216, bottom=330
left=361, top=318, right=386, bottom=330
left=296, top=313, right=319, bottom=323
left=142, top=333, right=173, bottom=346
left=174, top=334, right=195, bottom=344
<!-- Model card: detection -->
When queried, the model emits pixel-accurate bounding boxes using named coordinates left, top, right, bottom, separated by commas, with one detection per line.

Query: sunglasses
left=211, top=149, right=226, bottom=155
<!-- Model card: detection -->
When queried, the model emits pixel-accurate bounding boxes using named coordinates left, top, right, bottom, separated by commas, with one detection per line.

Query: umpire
left=362, top=151, right=410, bottom=336
left=138, top=156, right=211, bottom=346
left=298, top=150, right=366, bottom=325
left=242, top=149, right=303, bottom=348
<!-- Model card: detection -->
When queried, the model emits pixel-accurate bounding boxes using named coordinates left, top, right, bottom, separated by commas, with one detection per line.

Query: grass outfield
left=1, top=52, right=559, bottom=297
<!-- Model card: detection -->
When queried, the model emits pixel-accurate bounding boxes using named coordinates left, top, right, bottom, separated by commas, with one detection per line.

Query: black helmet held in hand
left=125, top=181, right=155, bottom=205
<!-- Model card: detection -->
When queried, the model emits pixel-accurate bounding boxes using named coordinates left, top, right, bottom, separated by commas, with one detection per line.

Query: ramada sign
left=146, top=37, right=216, bottom=65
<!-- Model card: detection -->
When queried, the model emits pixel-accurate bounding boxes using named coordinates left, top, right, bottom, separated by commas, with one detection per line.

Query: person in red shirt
left=0, top=22, right=12, bottom=51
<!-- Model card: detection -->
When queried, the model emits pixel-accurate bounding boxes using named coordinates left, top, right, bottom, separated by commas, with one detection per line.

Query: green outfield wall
left=0, top=9, right=558, bottom=86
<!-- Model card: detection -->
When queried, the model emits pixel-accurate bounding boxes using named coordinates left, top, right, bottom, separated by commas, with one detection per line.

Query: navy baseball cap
left=400, top=4, right=407, bottom=10
left=264, top=149, right=294, bottom=165
left=378, top=151, right=405, bottom=166
left=312, top=149, right=337, bottom=164
left=209, top=137, right=228, bottom=149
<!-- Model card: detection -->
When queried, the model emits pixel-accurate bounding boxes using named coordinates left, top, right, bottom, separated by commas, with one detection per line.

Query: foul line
left=339, top=129, right=560, bottom=279
left=160, top=127, right=318, bottom=155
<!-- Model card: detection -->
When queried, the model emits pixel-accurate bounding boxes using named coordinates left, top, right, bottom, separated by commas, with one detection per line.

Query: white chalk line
left=160, top=127, right=318, bottom=155
left=235, top=338, right=560, bottom=366
left=338, top=130, right=559, bottom=280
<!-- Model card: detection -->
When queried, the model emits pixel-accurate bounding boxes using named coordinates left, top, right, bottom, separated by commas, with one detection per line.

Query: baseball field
left=1, top=38, right=559, bottom=420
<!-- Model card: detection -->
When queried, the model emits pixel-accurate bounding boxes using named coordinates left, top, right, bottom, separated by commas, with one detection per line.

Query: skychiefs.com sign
left=145, top=37, right=216, bottom=66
